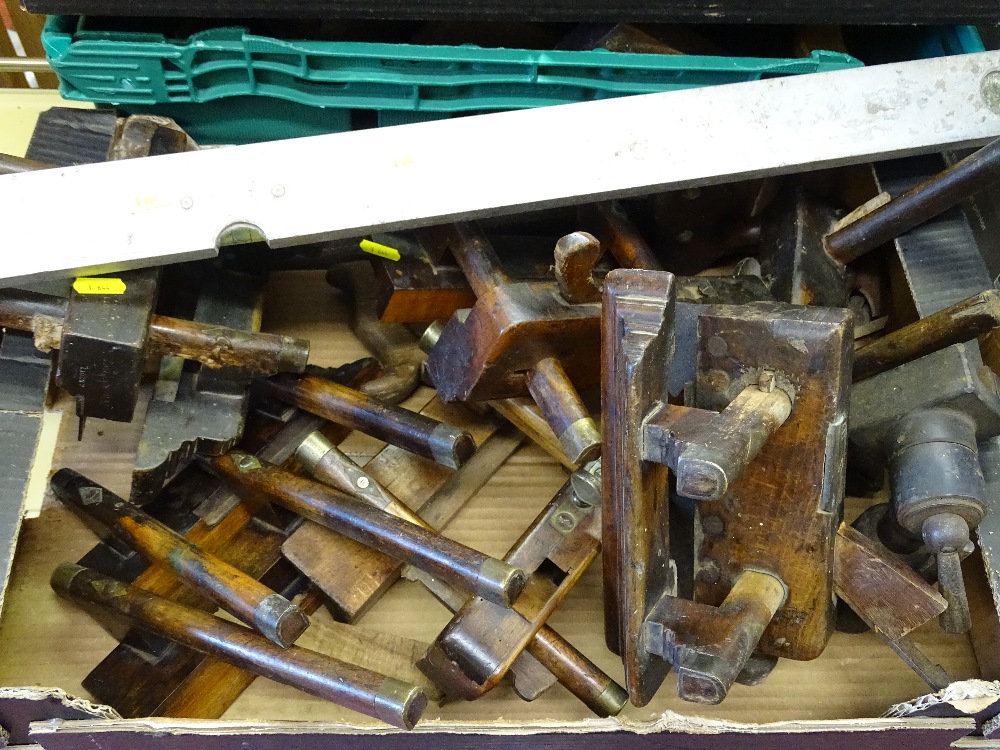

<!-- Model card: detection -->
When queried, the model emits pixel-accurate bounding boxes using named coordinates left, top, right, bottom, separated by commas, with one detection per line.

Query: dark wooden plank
left=17, top=0, right=1000, bottom=23
left=834, top=524, right=947, bottom=641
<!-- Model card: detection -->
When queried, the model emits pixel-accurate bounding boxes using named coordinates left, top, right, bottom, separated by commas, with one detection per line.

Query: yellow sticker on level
left=73, top=278, right=127, bottom=295
left=133, top=194, right=164, bottom=210
left=359, top=239, right=401, bottom=262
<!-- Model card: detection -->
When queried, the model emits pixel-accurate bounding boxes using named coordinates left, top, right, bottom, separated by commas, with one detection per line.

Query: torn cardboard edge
left=0, top=687, right=119, bottom=746
left=886, top=679, right=1000, bottom=730
left=26, top=712, right=976, bottom=739
left=984, top=712, right=1000, bottom=739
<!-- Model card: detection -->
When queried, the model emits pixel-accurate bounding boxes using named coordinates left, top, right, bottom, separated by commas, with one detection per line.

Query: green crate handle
left=41, top=15, right=864, bottom=142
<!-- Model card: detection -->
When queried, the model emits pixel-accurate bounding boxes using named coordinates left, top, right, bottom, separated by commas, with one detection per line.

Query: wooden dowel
left=262, top=372, right=475, bottom=469
left=210, top=453, right=525, bottom=608
left=51, top=469, right=309, bottom=648
left=853, top=290, right=1000, bottom=382
left=51, top=564, right=427, bottom=729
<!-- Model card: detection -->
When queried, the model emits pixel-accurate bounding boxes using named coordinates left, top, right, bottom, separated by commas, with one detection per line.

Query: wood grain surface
left=0, top=270, right=981, bottom=732
left=835, top=524, right=947, bottom=640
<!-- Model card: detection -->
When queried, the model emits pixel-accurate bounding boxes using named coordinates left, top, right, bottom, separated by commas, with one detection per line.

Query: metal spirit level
left=2, top=51, right=1000, bottom=285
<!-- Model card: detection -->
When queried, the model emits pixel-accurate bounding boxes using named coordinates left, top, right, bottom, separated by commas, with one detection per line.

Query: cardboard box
left=0, top=269, right=994, bottom=749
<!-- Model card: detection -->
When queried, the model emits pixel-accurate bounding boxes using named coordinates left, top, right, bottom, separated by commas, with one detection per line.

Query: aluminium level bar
left=0, top=58, right=51, bottom=73
left=2, top=52, right=1000, bottom=286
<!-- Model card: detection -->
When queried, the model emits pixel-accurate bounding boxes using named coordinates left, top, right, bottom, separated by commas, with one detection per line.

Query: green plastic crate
left=42, top=15, right=862, bottom=144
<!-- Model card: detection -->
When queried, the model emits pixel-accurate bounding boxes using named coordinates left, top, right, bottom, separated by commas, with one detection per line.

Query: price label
left=360, top=239, right=401, bottom=262
left=73, top=278, right=127, bottom=295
